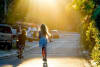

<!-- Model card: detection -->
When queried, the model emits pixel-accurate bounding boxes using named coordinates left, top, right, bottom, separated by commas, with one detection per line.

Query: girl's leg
left=17, top=45, right=23, bottom=59
left=45, top=47, right=47, bottom=61
left=42, top=47, right=45, bottom=58
left=42, top=47, right=47, bottom=61
left=17, top=48, right=21, bottom=58
left=20, top=46, right=24, bottom=58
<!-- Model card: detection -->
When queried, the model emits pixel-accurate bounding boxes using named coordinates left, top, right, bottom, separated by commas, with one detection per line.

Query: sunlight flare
left=7, top=0, right=80, bottom=31
left=17, top=57, right=84, bottom=67
left=1, top=65, right=13, bottom=67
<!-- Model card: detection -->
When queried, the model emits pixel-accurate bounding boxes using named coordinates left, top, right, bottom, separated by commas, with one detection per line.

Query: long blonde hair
left=40, top=24, right=51, bottom=38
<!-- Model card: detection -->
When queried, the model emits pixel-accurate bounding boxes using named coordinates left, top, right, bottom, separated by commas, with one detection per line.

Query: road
left=0, top=33, right=91, bottom=67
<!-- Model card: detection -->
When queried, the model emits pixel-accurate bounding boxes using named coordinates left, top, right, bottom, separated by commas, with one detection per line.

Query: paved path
left=0, top=33, right=91, bottom=67
left=0, top=41, right=38, bottom=58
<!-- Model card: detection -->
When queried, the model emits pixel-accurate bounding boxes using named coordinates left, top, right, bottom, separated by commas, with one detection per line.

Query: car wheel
left=7, top=43, right=12, bottom=50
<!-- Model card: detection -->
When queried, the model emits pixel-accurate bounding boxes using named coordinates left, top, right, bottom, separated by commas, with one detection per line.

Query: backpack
left=39, top=37, right=47, bottom=47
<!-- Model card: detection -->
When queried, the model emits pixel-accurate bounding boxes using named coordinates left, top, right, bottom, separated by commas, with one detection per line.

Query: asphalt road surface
left=0, top=33, right=91, bottom=67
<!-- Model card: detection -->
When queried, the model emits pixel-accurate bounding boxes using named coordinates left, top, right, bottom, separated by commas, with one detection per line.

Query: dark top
left=39, top=31, right=46, bottom=39
left=18, top=34, right=26, bottom=44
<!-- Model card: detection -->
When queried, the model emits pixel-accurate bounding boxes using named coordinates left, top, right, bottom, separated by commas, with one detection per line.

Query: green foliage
left=92, top=6, right=100, bottom=20
left=73, top=0, right=94, bottom=16
left=91, top=28, right=100, bottom=65
left=80, top=20, right=89, bottom=50
left=86, top=21, right=96, bottom=52
left=73, top=0, right=100, bottom=66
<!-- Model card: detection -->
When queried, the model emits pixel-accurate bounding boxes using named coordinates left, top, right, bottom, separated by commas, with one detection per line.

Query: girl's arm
left=47, top=32, right=53, bottom=42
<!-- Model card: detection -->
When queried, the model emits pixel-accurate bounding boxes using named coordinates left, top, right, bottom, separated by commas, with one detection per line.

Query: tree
left=0, top=0, right=15, bottom=23
left=0, top=0, right=5, bottom=23
left=73, top=0, right=100, bottom=66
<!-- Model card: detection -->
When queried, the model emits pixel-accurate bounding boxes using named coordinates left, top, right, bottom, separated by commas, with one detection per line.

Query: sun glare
left=1, top=65, right=13, bottom=67
left=17, top=57, right=84, bottom=67
left=25, top=0, right=61, bottom=25
left=17, top=58, right=61, bottom=67
left=32, top=0, right=57, bottom=5
left=8, top=0, right=80, bottom=31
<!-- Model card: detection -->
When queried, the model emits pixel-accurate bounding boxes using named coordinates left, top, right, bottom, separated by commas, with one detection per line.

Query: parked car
left=50, top=30, right=60, bottom=39
left=0, top=24, right=15, bottom=50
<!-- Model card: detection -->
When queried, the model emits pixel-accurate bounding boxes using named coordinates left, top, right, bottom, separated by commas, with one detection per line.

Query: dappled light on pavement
left=17, top=57, right=87, bottom=67
left=17, top=58, right=42, bottom=67
left=1, top=65, right=13, bottom=67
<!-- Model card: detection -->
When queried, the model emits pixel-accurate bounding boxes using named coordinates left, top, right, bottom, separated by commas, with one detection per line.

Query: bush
left=72, top=0, right=100, bottom=66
